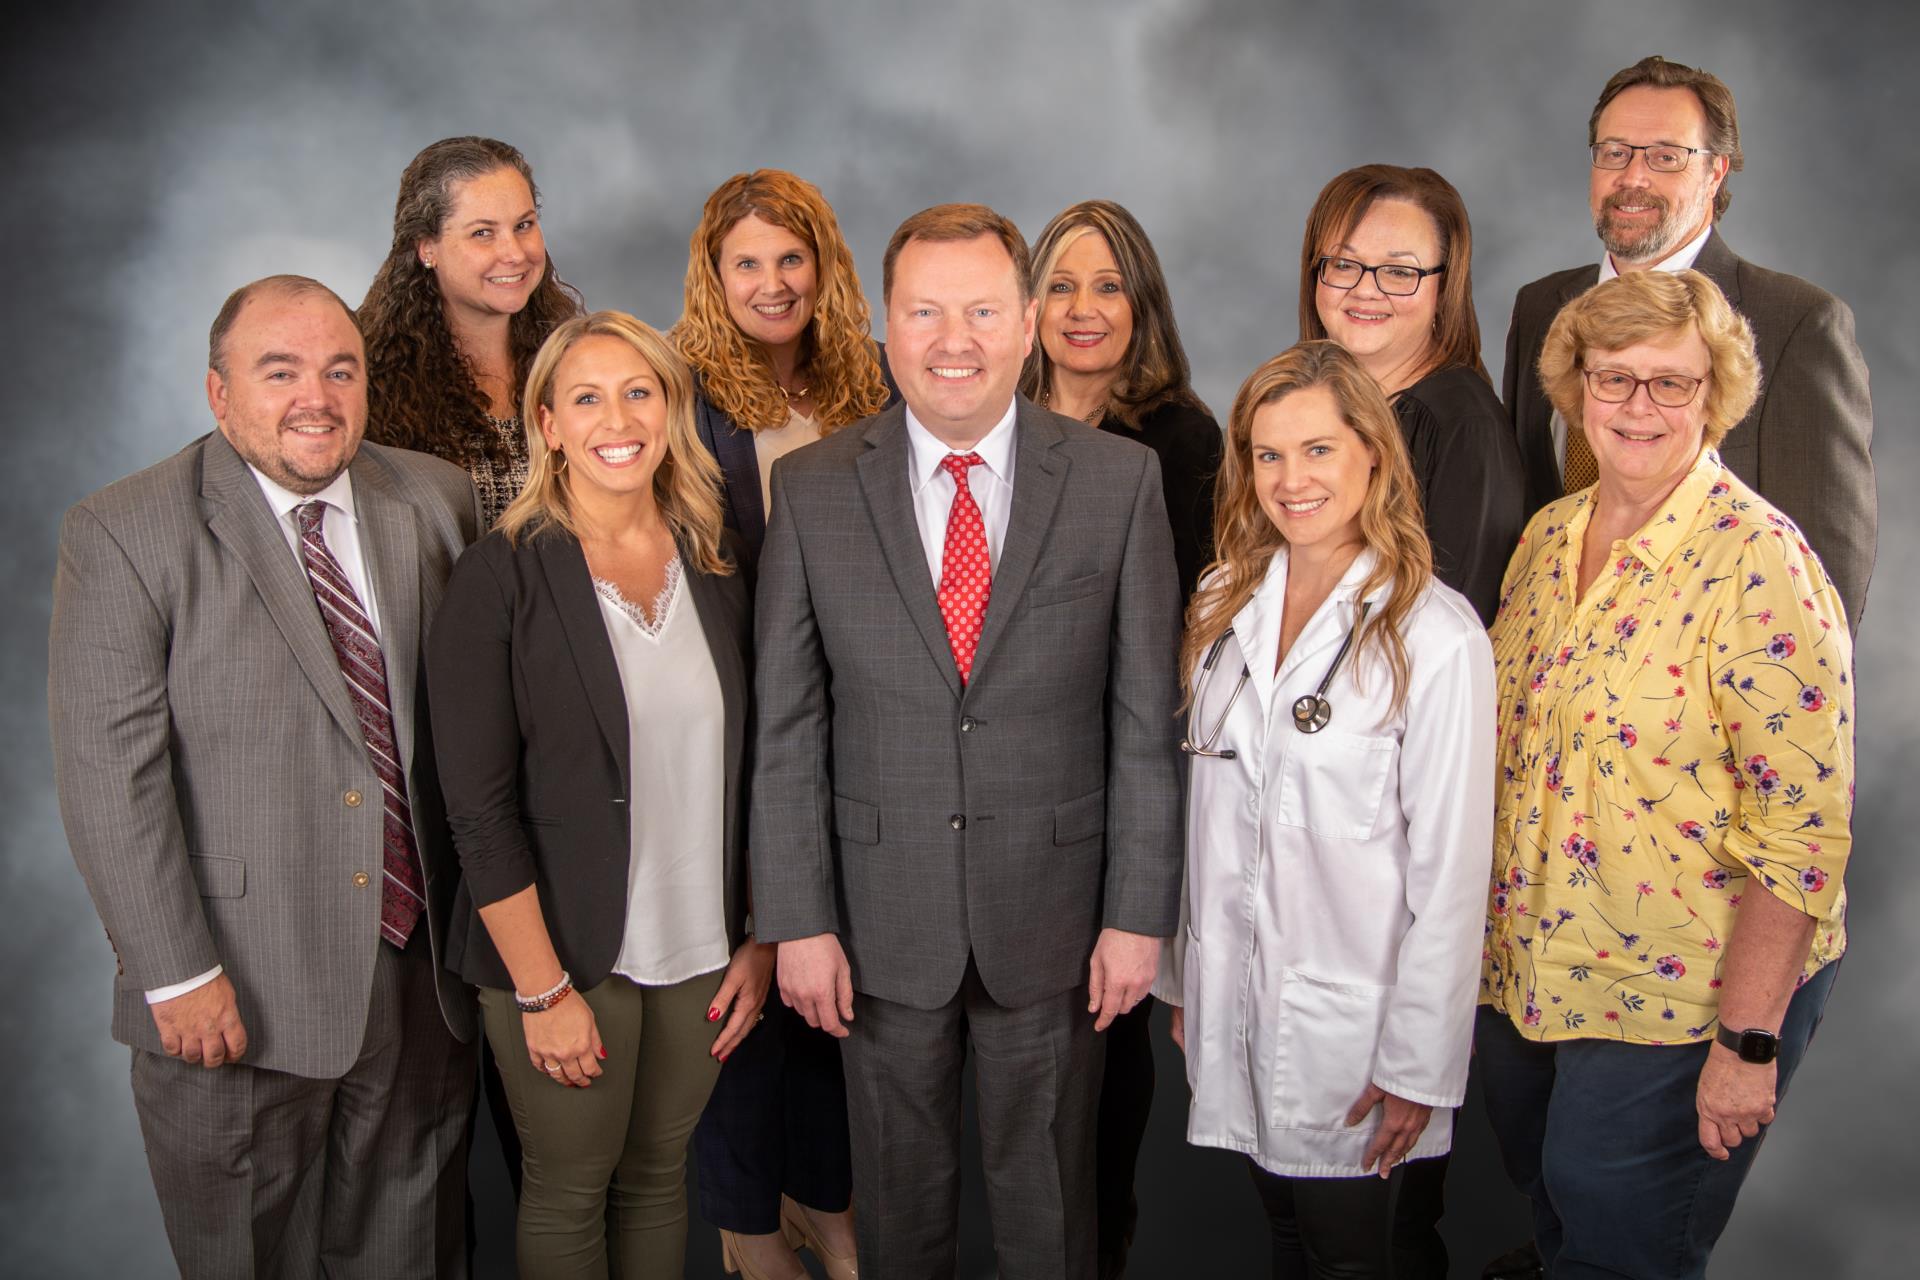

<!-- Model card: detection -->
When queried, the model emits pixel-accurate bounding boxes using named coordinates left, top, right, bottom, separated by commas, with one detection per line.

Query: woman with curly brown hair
left=358, top=136, right=584, bottom=528
left=673, top=169, right=889, bottom=1280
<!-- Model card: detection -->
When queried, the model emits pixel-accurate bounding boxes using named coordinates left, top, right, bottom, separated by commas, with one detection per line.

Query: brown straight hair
left=882, top=203, right=1032, bottom=303
left=1297, top=164, right=1486, bottom=385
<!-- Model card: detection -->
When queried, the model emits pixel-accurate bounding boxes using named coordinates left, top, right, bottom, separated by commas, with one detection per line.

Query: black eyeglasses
left=1590, top=142, right=1715, bottom=173
left=1314, top=255, right=1445, bottom=297
left=1582, top=368, right=1706, bottom=407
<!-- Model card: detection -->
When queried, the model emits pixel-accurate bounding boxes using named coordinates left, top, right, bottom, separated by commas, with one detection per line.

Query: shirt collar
left=904, top=398, right=1018, bottom=494
left=246, top=462, right=359, bottom=528
left=1599, top=222, right=1714, bottom=284
left=1557, top=447, right=1725, bottom=573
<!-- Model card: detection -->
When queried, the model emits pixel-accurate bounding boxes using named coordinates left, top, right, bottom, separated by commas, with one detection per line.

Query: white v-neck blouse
left=591, top=559, right=731, bottom=986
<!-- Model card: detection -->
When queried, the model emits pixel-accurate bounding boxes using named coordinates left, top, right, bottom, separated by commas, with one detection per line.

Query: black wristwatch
left=1715, top=1024, right=1780, bottom=1064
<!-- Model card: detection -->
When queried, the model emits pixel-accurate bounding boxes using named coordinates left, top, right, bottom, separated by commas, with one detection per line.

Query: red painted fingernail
left=707, top=1008, right=720, bottom=1021
left=720, top=1053, right=729, bottom=1062
left=597, top=1047, right=607, bottom=1060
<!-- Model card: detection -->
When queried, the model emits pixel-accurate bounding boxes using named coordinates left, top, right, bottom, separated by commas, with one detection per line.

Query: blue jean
left=1476, top=961, right=1837, bottom=1279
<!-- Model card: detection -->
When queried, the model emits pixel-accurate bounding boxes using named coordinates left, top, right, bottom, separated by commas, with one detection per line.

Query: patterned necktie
left=296, top=502, right=426, bottom=948
left=936, top=453, right=992, bottom=684
left=1562, top=415, right=1599, bottom=494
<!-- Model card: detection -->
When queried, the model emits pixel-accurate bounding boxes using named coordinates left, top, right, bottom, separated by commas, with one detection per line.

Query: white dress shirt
left=1553, top=222, right=1717, bottom=472
left=146, top=465, right=383, bottom=1004
left=904, top=398, right=1018, bottom=585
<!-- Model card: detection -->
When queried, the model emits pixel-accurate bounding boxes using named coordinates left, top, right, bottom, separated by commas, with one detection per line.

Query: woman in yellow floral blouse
left=1477, top=269, right=1854, bottom=1280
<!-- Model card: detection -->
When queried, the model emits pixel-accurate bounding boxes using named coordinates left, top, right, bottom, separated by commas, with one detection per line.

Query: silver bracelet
left=514, top=971, right=573, bottom=1013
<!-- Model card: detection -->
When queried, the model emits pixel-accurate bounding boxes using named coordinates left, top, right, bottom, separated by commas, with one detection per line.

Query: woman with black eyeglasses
left=1300, top=165, right=1523, bottom=626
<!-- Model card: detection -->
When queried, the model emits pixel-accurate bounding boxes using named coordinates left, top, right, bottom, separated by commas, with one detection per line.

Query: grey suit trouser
left=840, top=958, right=1103, bottom=1280
left=129, top=931, right=476, bottom=1279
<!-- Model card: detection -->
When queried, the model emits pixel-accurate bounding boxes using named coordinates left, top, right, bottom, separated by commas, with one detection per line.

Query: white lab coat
left=1155, top=547, right=1495, bottom=1177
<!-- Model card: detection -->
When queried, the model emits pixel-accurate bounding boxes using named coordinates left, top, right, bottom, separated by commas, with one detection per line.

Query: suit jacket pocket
left=187, top=853, right=245, bottom=898
left=1053, top=787, right=1107, bottom=847
left=1027, top=572, right=1101, bottom=609
left=833, top=794, right=880, bottom=845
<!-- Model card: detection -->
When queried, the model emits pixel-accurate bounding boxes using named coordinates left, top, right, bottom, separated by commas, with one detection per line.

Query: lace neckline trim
left=591, top=556, right=683, bottom=639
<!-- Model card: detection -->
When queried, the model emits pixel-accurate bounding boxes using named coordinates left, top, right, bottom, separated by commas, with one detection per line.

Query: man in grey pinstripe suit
left=49, top=276, right=481, bottom=1278
left=751, top=205, right=1184, bottom=1279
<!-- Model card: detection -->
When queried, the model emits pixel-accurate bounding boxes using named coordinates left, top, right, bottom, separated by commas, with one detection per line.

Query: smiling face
left=717, top=212, right=819, bottom=359
left=418, top=166, right=547, bottom=325
left=1038, top=230, right=1133, bottom=389
left=886, top=233, right=1037, bottom=446
left=1249, top=384, right=1377, bottom=558
left=1579, top=325, right=1713, bottom=494
left=1589, top=86, right=1727, bottom=268
left=1314, top=198, right=1441, bottom=388
left=207, top=289, right=367, bottom=494
left=537, top=334, right=670, bottom=509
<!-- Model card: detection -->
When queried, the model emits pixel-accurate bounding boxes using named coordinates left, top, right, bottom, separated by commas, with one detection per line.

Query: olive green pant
left=481, top=969, right=725, bottom=1279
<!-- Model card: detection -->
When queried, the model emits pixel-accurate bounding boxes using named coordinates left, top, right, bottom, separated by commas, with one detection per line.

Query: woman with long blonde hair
left=673, top=169, right=882, bottom=1280
left=1156, top=340, right=1494, bottom=1279
left=428, top=312, right=762, bottom=1279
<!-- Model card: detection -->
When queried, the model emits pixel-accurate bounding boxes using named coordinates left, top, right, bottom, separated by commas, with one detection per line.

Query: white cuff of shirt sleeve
left=145, top=965, right=223, bottom=1004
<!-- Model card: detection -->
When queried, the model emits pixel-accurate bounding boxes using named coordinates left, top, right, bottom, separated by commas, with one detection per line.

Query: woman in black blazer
left=429, top=310, right=764, bottom=1280
left=1019, top=198, right=1224, bottom=1279
left=668, top=169, right=893, bottom=1280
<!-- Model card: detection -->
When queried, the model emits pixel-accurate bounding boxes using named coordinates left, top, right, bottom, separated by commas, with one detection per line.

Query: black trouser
left=1391, top=1150, right=1449, bottom=1279
left=1094, top=995, right=1156, bottom=1278
left=692, top=996, right=854, bottom=1233
left=1247, top=1158, right=1402, bottom=1280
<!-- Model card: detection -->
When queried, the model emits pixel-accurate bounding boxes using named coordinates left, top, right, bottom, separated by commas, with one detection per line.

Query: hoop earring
left=551, top=449, right=568, bottom=473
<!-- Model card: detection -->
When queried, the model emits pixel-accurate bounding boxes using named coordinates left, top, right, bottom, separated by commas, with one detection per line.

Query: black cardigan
left=1391, top=366, right=1525, bottom=626
left=1105, top=398, right=1224, bottom=604
left=425, top=524, right=753, bottom=991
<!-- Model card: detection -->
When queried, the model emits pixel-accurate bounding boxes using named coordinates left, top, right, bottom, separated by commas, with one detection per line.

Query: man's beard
left=1594, top=188, right=1705, bottom=264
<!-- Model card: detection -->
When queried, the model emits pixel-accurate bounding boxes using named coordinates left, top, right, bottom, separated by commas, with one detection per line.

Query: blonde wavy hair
left=1539, top=269, right=1759, bottom=450
left=498, top=311, right=731, bottom=576
left=672, top=169, right=890, bottom=433
left=1182, top=340, right=1433, bottom=715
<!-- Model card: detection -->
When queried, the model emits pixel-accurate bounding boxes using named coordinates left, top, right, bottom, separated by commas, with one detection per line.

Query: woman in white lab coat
left=1157, top=340, right=1494, bottom=1279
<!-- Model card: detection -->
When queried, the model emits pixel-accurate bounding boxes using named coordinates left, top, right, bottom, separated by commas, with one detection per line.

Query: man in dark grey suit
left=50, top=275, right=481, bottom=1277
left=1505, top=54, right=1876, bottom=627
left=750, top=204, right=1183, bottom=1280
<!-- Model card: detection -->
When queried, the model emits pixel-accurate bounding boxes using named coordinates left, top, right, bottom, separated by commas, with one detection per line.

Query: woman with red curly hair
left=673, top=168, right=891, bottom=1280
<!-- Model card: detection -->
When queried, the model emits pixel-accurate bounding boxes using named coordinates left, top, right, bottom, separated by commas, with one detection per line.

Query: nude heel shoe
left=718, top=1228, right=804, bottom=1280
left=780, top=1194, right=859, bottom=1279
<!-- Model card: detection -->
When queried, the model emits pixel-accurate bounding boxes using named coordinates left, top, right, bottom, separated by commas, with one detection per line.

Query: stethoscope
left=1179, top=603, right=1371, bottom=758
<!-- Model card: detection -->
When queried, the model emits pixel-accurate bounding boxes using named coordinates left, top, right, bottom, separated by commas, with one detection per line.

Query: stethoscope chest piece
left=1290, top=694, right=1332, bottom=733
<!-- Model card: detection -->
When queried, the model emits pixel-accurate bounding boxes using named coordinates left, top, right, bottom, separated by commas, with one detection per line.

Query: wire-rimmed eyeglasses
left=1582, top=368, right=1707, bottom=408
left=1589, top=141, right=1715, bottom=173
left=1314, top=255, right=1445, bottom=297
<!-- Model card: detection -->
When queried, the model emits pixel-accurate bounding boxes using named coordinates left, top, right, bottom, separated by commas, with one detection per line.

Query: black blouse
left=1104, top=398, right=1224, bottom=606
left=1391, top=365, right=1526, bottom=626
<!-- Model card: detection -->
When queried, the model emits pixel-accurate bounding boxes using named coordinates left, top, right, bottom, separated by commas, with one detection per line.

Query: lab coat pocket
left=1276, top=731, right=1395, bottom=840
left=1269, top=968, right=1390, bottom=1131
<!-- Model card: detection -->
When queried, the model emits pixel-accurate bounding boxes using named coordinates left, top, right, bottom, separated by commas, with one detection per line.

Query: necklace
left=780, top=379, right=811, bottom=402
left=1042, top=388, right=1105, bottom=425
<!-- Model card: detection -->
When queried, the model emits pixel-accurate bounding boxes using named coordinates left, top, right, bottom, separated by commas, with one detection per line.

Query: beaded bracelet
left=515, top=971, right=574, bottom=1014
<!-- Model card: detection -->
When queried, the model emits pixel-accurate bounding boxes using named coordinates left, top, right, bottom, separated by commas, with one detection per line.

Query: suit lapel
left=350, top=453, right=422, bottom=767
left=856, top=406, right=964, bottom=698
left=200, top=432, right=364, bottom=748
left=968, top=399, right=1066, bottom=688
left=536, top=531, right=632, bottom=775
left=1692, top=231, right=1743, bottom=310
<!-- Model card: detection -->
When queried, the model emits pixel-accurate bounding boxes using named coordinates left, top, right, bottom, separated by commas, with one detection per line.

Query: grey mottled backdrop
left=5, top=2, right=1912, bottom=1276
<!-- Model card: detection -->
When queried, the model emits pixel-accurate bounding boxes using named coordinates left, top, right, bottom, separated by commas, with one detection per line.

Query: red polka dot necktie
left=936, top=453, right=992, bottom=684
left=296, top=501, right=427, bottom=948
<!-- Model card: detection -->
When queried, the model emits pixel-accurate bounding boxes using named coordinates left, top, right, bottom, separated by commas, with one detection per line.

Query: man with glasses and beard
left=1502, top=54, right=1876, bottom=630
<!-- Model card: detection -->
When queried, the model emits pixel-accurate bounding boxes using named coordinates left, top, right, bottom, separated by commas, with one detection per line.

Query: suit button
left=352, top=871, right=371, bottom=888
left=960, top=717, right=976, bottom=733
left=344, top=789, right=363, bottom=808
left=949, top=814, right=966, bottom=831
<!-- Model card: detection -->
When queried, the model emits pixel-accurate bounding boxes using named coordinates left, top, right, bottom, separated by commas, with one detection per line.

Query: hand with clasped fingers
left=779, top=933, right=855, bottom=1037
left=1088, top=928, right=1161, bottom=1031
left=521, top=989, right=604, bottom=1088
left=1345, top=1083, right=1432, bottom=1178
left=707, top=938, right=776, bottom=1061
left=1696, top=1041, right=1776, bottom=1160
left=150, top=973, right=249, bottom=1067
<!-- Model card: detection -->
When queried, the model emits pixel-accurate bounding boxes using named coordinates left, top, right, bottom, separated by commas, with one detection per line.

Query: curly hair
left=357, top=136, right=583, bottom=469
left=1182, top=341, right=1433, bottom=719
left=1019, top=199, right=1206, bottom=428
left=498, top=311, right=731, bottom=578
left=672, top=170, right=889, bottom=434
left=1538, top=269, right=1759, bottom=450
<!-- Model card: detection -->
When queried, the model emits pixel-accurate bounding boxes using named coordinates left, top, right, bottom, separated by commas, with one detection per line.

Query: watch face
left=1737, top=1029, right=1778, bottom=1064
